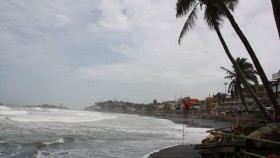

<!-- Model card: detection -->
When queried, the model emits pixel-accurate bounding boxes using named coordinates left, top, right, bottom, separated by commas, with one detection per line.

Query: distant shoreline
left=95, top=110, right=236, bottom=128
left=148, top=114, right=235, bottom=128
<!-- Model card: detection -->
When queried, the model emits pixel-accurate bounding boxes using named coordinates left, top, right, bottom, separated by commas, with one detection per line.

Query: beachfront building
left=203, top=94, right=225, bottom=116
left=189, top=98, right=200, bottom=110
left=241, top=70, right=280, bottom=109
left=200, top=96, right=218, bottom=117
left=243, top=84, right=271, bottom=108
left=219, top=85, right=272, bottom=118
left=204, top=96, right=216, bottom=115
left=202, top=93, right=241, bottom=117
left=156, top=104, right=171, bottom=115
left=175, top=97, right=200, bottom=114
left=271, top=70, right=280, bottom=104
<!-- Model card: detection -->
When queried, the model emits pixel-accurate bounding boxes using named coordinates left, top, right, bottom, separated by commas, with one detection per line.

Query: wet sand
left=153, top=115, right=236, bottom=129
left=147, top=117, right=235, bottom=158
left=148, top=144, right=199, bottom=158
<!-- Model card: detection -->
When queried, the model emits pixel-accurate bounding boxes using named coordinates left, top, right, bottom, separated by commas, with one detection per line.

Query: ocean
left=0, top=105, right=209, bottom=158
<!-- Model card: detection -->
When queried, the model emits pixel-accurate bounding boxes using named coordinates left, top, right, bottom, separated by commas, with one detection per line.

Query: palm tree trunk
left=239, top=89, right=255, bottom=116
left=217, top=0, right=280, bottom=119
left=271, top=0, right=280, bottom=39
left=239, top=91, right=256, bottom=124
left=239, top=91, right=250, bottom=115
left=214, top=25, right=274, bottom=122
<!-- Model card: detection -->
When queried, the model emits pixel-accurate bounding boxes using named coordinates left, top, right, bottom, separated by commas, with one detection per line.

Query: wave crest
left=34, top=138, right=65, bottom=148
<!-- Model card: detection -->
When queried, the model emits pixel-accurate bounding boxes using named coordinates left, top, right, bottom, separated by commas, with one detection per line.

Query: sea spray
left=0, top=105, right=209, bottom=158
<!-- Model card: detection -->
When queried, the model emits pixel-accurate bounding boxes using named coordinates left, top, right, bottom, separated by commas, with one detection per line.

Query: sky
left=0, top=0, right=279, bottom=109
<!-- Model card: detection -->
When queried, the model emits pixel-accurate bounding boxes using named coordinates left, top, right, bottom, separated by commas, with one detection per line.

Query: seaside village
left=85, top=70, right=280, bottom=157
left=86, top=70, right=280, bottom=122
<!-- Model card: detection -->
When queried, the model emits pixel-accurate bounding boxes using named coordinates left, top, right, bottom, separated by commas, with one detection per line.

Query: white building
left=271, top=70, right=280, bottom=104
left=272, top=70, right=280, bottom=92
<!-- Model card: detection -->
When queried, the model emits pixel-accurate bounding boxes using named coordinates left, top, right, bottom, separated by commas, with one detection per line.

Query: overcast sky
left=0, top=0, right=279, bottom=109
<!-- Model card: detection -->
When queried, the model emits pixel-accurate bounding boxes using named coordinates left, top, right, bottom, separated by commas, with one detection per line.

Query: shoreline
left=141, top=115, right=235, bottom=158
left=91, top=111, right=236, bottom=158
left=147, top=144, right=200, bottom=158
left=139, top=113, right=236, bottom=129
left=96, top=110, right=237, bottom=129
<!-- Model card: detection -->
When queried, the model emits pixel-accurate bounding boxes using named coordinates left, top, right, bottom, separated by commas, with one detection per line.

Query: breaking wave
left=34, top=138, right=65, bottom=148
left=0, top=106, right=121, bottom=123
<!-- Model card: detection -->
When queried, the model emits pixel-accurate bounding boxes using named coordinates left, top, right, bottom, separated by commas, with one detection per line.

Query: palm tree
left=215, top=0, right=280, bottom=119
left=176, top=0, right=274, bottom=122
left=221, top=58, right=258, bottom=117
left=271, top=0, right=280, bottom=38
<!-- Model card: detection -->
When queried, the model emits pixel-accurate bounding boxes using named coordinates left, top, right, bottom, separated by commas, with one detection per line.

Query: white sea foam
left=0, top=106, right=28, bottom=115
left=0, top=107, right=211, bottom=158
left=0, top=105, right=10, bottom=110
left=0, top=110, right=28, bottom=115
left=34, top=151, right=42, bottom=158
left=42, top=138, right=65, bottom=146
left=2, top=107, right=120, bottom=123
left=27, top=107, right=44, bottom=111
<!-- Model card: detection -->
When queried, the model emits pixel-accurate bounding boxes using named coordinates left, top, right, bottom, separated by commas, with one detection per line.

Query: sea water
left=0, top=105, right=209, bottom=158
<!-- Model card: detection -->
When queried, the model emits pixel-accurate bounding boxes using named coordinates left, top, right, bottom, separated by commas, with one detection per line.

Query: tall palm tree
left=271, top=0, right=280, bottom=39
left=215, top=0, right=280, bottom=119
left=221, top=58, right=258, bottom=116
left=176, top=0, right=274, bottom=122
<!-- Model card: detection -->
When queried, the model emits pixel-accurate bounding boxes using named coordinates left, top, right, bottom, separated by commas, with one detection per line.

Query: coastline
left=141, top=114, right=236, bottom=129
left=143, top=115, right=235, bottom=158
left=90, top=111, right=236, bottom=158
left=147, top=144, right=200, bottom=158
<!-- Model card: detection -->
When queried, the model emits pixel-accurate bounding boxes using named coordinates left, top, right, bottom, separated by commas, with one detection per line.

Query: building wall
left=243, top=84, right=271, bottom=107
left=272, top=70, right=280, bottom=104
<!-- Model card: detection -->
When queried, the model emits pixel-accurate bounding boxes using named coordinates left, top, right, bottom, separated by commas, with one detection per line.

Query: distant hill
left=37, top=104, right=69, bottom=109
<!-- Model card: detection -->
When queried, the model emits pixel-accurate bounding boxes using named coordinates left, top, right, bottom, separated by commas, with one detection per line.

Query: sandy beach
left=149, top=114, right=236, bottom=129
left=147, top=116, right=235, bottom=158
left=148, top=144, right=200, bottom=158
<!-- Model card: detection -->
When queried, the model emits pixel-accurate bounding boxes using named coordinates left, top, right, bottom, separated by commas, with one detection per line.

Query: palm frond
left=222, top=57, right=259, bottom=102
left=235, top=57, right=259, bottom=85
left=178, top=6, right=198, bottom=44
left=220, top=67, right=235, bottom=76
left=224, top=76, right=234, bottom=80
left=176, top=0, right=197, bottom=18
left=223, top=0, right=239, bottom=11
left=228, top=81, right=235, bottom=92
left=204, top=3, right=224, bottom=30
left=246, top=74, right=259, bottom=85
left=230, top=89, right=237, bottom=100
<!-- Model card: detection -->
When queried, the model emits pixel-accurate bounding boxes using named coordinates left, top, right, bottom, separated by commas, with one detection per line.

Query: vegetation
left=215, top=0, right=280, bottom=119
left=176, top=0, right=274, bottom=122
left=271, top=0, right=280, bottom=38
left=85, top=100, right=157, bottom=112
left=221, top=57, right=259, bottom=116
left=38, top=104, right=68, bottom=109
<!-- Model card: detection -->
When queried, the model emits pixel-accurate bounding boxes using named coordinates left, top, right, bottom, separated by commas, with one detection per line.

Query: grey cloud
left=0, top=0, right=279, bottom=109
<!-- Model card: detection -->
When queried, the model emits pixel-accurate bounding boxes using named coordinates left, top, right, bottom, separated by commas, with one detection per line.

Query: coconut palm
left=271, top=0, right=280, bottom=38
left=176, top=0, right=273, bottom=122
left=215, top=0, right=280, bottom=118
left=221, top=58, right=258, bottom=116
